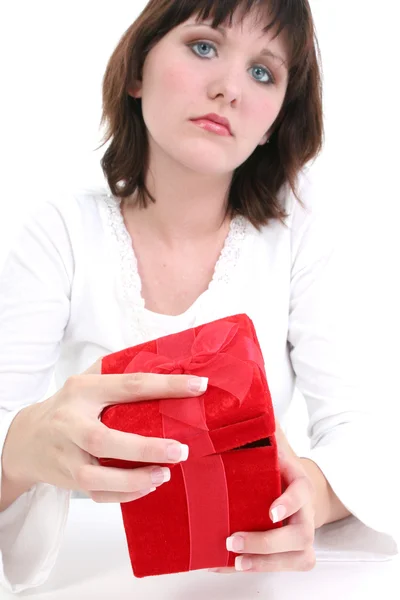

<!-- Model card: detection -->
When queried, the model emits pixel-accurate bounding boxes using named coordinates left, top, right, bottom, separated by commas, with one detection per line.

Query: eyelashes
left=188, top=41, right=276, bottom=86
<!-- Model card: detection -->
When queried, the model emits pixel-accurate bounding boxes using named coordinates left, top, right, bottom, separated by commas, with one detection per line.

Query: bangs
left=100, top=0, right=322, bottom=226
left=156, top=0, right=312, bottom=70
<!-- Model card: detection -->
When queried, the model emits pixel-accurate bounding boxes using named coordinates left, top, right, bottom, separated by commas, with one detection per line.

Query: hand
left=210, top=421, right=317, bottom=573
left=1, top=358, right=208, bottom=506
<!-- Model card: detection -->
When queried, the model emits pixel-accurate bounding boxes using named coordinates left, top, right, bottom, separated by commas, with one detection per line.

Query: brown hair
left=98, top=0, right=324, bottom=229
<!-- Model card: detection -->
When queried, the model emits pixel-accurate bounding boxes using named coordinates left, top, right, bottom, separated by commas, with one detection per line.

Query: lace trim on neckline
left=101, top=193, right=248, bottom=338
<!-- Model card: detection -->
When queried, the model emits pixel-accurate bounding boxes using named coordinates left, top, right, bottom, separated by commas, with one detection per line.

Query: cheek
left=156, top=60, right=199, bottom=98
left=250, top=96, right=282, bottom=129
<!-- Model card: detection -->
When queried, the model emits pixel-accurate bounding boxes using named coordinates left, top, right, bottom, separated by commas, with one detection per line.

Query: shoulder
left=249, top=168, right=341, bottom=273
left=46, top=183, right=112, bottom=220
left=275, top=168, right=340, bottom=262
left=25, top=184, right=114, bottom=238
left=281, top=168, right=333, bottom=231
left=12, top=185, right=115, bottom=270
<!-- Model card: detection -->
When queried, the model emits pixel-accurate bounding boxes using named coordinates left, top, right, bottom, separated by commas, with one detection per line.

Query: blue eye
left=251, top=65, right=273, bottom=84
left=190, top=41, right=216, bottom=58
left=188, top=41, right=275, bottom=85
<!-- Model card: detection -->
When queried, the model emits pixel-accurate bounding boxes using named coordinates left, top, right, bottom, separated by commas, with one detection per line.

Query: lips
left=192, top=113, right=233, bottom=135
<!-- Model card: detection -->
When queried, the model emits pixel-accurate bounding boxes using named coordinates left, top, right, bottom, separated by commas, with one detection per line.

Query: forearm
left=299, top=457, right=351, bottom=529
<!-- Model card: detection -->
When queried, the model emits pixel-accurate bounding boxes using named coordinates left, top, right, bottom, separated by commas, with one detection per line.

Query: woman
left=0, top=0, right=397, bottom=593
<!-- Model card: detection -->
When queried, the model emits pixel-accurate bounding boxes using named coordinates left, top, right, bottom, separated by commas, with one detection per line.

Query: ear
left=259, top=132, right=269, bottom=146
left=127, top=82, right=142, bottom=99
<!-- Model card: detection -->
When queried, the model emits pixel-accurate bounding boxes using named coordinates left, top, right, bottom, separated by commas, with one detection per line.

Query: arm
left=0, top=406, right=37, bottom=513
left=287, top=174, right=399, bottom=538
left=0, top=472, right=34, bottom=514
left=0, top=198, right=73, bottom=592
left=275, top=420, right=351, bottom=529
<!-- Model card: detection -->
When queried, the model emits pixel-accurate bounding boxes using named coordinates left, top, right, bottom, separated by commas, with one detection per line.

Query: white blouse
left=0, top=171, right=398, bottom=593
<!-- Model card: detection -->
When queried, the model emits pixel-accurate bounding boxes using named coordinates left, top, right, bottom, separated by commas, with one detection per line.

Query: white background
left=0, top=1, right=399, bottom=451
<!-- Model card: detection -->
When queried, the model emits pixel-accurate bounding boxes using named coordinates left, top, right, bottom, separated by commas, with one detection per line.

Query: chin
left=172, top=143, right=237, bottom=175
left=184, top=159, right=233, bottom=176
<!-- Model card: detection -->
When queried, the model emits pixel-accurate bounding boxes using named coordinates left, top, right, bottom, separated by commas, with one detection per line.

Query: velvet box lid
left=99, top=314, right=282, bottom=576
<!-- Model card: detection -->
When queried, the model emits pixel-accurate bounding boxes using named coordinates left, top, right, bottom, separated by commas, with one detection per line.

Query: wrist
left=0, top=406, right=38, bottom=511
left=2, top=405, right=37, bottom=490
left=0, top=472, right=35, bottom=512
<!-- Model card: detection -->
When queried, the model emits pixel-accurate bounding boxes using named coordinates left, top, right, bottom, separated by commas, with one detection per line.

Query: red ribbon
left=124, top=320, right=265, bottom=439
left=123, top=319, right=265, bottom=570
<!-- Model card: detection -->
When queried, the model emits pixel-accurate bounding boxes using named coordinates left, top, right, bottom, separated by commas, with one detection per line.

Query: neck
left=123, top=146, right=233, bottom=245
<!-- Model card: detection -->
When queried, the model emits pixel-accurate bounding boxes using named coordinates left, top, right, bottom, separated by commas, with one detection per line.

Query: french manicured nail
left=226, top=535, right=245, bottom=553
left=235, top=556, right=253, bottom=571
left=138, top=487, right=156, bottom=496
left=271, top=505, right=286, bottom=523
left=188, top=377, right=208, bottom=393
left=166, top=443, right=189, bottom=462
left=151, top=467, right=171, bottom=485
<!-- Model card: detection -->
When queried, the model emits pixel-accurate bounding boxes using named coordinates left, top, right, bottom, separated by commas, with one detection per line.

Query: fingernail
left=166, top=443, right=189, bottom=462
left=138, top=487, right=156, bottom=496
left=187, top=377, right=208, bottom=393
left=151, top=467, right=171, bottom=485
left=226, top=535, right=245, bottom=553
left=235, top=556, right=253, bottom=571
left=271, top=505, right=286, bottom=523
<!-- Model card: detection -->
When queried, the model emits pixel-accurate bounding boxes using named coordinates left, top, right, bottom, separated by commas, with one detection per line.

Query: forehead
left=181, top=11, right=289, bottom=65
left=180, top=3, right=289, bottom=58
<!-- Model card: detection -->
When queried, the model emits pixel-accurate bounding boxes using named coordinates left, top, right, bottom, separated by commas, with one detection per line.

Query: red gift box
left=99, top=314, right=282, bottom=577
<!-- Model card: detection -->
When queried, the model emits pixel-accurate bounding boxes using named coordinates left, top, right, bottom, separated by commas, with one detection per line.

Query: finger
left=72, top=420, right=190, bottom=464
left=267, top=452, right=312, bottom=525
left=90, top=488, right=157, bottom=504
left=269, top=472, right=314, bottom=523
left=226, top=516, right=315, bottom=555
left=67, top=372, right=208, bottom=409
left=233, top=548, right=316, bottom=572
left=278, top=452, right=308, bottom=487
left=75, top=463, right=172, bottom=493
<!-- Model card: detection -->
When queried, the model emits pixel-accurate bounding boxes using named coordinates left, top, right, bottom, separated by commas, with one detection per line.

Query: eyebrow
left=183, top=23, right=287, bottom=66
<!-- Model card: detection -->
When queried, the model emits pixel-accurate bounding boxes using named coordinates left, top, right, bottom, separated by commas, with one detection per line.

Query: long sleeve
left=0, top=199, right=74, bottom=593
left=287, top=176, right=400, bottom=541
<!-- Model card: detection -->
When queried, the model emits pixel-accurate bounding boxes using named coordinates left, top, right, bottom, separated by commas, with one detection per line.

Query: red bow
left=124, top=319, right=265, bottom=441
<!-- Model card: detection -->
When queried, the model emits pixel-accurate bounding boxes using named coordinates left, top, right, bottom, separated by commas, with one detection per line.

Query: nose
left=207, top=66, right=243, bottom=105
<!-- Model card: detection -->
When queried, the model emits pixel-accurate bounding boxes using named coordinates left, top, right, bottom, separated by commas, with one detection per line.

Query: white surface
left=3, top=498, right=398, bottom=600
